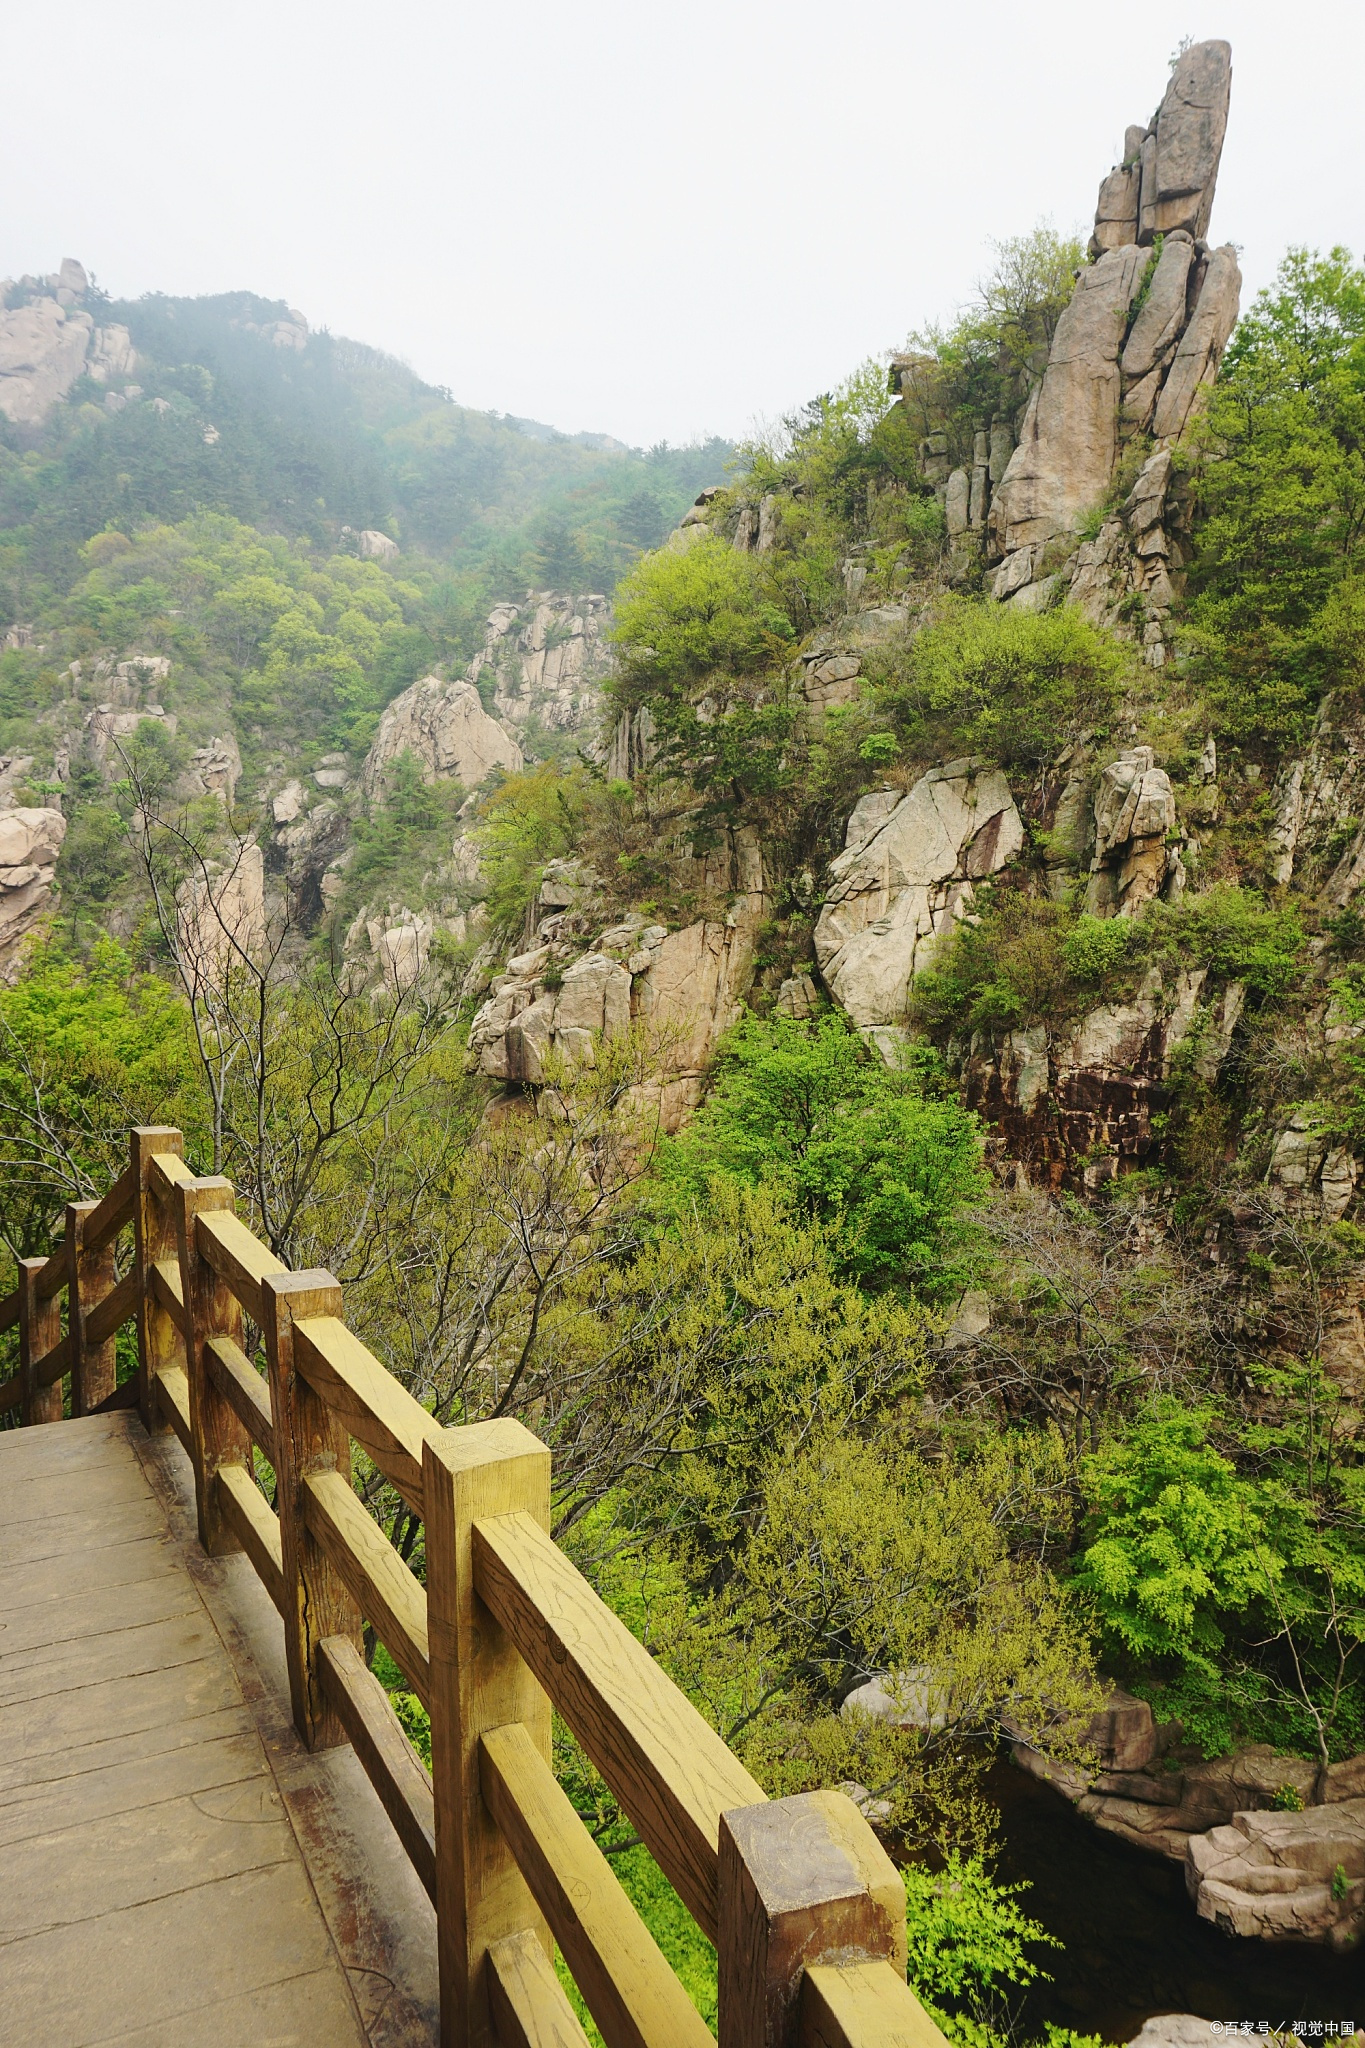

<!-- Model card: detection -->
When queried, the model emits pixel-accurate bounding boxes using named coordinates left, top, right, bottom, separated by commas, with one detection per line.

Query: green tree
left=659, top=1014, right=985, bottom=1295
left=1187, top=246, right=1365, bottom=748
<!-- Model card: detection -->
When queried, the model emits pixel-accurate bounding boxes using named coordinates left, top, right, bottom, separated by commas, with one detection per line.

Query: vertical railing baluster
left=67, top=1199, right=116, bottom=1416
left=261, top=1269, right=361, bottom=1749
left=132, top=1127, right=185, bottom=1435
left=18, top=1256, right=60, bottom=1425
left=423, top=1418, right=553, bottom=2048
left=174, top=1176, right=250, bottom=1554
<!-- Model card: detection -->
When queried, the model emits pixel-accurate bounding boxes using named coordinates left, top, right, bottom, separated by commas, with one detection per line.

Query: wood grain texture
left=149, top=1147, right=196, bottom=1199
left=480, top=1721, right=713, bottom=2048
left=216, top=1462, right=286, bottom=1612
left=262, top=1268, right=363, bottom=1751
left=423, top=1419, right=554, bottom=2048
left=319, top=1633, right=436, bottom=1902
left=473, top=1509, right=765, bottom=1944
left=175, top=1177, right=252, bottom=1556
left=303, top=1467, right=430, bottom=1702
left=205, top=1333, right=276, bottom=1463
left=32, top=1331, right=73, bottom=1392
left=294, top=1314, right=442, bottom=1518
left=0, top=1366, right=19, bottom=1416
left=718, top=1792, right=907, bottom=2048
left=85, top=1267, right=139, bottom=1349
left=156, top=1363, right=194, bottom=1456
left=68, top=1199, right=117, bottom=1415
left=80, top=1165, right=135, bottom=1258
left=487, top=1928, right=594, bottom=2048
left=0, top=1284, right=18, bottom=1336
left=150, top=1258, right=187, bottom=1333
left=799, top=1963, right=946, bottom=2048
left=34, top=1239, right=68, bottom=1302
left=132, top=1128, right=187, bottom=1435
left=196, top=1207, right=288, bottom=1325
left=19, top=1255, right=62, bottom=1425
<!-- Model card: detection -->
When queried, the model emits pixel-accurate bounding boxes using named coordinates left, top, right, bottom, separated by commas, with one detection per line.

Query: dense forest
left=3, top=115, right=1365, bottom=2044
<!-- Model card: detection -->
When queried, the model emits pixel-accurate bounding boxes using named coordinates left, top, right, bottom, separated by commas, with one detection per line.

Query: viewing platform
left=0, top=1409, right=435, bottom=2046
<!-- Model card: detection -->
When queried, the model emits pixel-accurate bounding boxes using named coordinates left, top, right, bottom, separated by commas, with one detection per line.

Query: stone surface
left=1151, top=244, right=1243, bottom=440
left=1087, top=746, right=1179, bottom=917
left=361, top=674, right=522, bottom=798
left=841, top=1669, right=948, bottom=1732
left=814, top=762, right=1024, bottom=1028
left=0, top=297, right=95, bottom=426
left=991, top=244, right=1148, bottom=560
left=1187, top=1800, right=1365, bottom=1947
left=467, top=831, right=766, bottom=1123
left=1140, top=40, right=1232, bottom=243
left=0, top=805, right=66, bottom=961
left=473, top=590, right=613, bottom=741
left=1122, top=233, right=1196, bottom=381
left=175, top=842, right=266, bottom=982
left=357, top=529, right=398, bottom=561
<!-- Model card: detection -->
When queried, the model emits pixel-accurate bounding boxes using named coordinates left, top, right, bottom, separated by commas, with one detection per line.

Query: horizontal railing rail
left=0, top=1125, right=944, bottom=2048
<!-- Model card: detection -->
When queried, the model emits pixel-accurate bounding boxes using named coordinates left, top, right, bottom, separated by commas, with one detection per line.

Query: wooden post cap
left=718, top=1790, right=907, bottom=2048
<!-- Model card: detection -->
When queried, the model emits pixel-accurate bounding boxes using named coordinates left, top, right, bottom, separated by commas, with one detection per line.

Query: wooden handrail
left=473, top=1507, right=765, bottom=1943
left=2, top=1126, right=934, bottom=2048
left=303, top=1466, right=431, bottom=1702
left=205, top=1333, right=275, bottom=1462
left=81, top=1165, right=136, bottom=1259
left=294, top=1315, right=442, bottom=1517
left=196, top=1206, right=287, bottom=1324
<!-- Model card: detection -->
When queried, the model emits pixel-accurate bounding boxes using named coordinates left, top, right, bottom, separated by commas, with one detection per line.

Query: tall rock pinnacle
left=986, top=41, right=1240, bottom=615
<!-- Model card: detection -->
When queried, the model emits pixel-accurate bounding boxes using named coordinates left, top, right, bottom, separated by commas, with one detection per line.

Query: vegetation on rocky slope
left=5, top=225, right=1365, bottom=2027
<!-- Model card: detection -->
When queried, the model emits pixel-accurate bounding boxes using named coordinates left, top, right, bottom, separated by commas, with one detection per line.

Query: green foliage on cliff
left=867, top=599, right=1127, bottom=769
left=659, top=1013, right=986, bottom=1296
left=1188, top=245, right=1365, bottom=748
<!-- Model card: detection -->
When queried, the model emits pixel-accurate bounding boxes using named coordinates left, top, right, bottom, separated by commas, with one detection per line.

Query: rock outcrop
left=813, top=762, right=1024, bottom=1030
left=985, top=44, right=1240, bottom=625
left=0, top=806, right=67, bottom=962
left=174, top=843, right=266, bottom=983
left=468, top=832, right=767, bottom=1127
left=965, top=962, right=1243, bottom=1192
left=1187, top=1800, right=1365, bottom=1949
left=361, top=676, right=523, bottom=799
left=0, top=264, right=137, bottom=427
left=470, top=592, right=613, bottom=742
left=1087, top=746, right=1180, bottom=916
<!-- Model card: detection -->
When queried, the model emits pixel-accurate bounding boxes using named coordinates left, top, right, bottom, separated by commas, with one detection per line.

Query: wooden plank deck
left=0, top=1412, right=438, bottom=2047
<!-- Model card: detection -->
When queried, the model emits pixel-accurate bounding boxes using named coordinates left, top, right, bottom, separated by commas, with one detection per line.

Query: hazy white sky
left=2, top=1, right=1359, bottom=448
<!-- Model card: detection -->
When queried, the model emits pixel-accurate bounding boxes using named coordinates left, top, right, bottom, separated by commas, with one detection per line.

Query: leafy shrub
left=1139, top=886, right=1304, bottom=997
left=868, top=598, right=1126, bottom=769
left=1061, top=915, right=1131, bottom=984
left=1074, top=1405, right=1294, bottom=1661
left=902, top=1853, right=1058, bottom=2022
left=658, top=1013, right=986, bottom=1295
left=471, top=761, right=586, bottom=930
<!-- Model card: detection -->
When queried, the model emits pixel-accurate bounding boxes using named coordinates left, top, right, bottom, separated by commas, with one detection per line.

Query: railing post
left=66, top=1199, right=116, bottom=1416
left=261, top=1269, right=362, bottom=1750
left=132, top=1126, right=185, bottom=1435
left=717, top=1790, right=908, bottom=2048
left=423, top=1419, right=553, bottom=2048
left=175, top=1176, right=251, bottom=1555
left=18, top=1256, right=61, bottom=1425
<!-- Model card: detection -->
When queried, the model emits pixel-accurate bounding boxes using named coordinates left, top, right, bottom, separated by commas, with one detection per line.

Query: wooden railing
left=0, top=1126, right=942, bottom=2048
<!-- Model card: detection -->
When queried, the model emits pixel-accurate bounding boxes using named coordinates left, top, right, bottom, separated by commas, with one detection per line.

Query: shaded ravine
left=987, top=1763, right=1364, bottom=2039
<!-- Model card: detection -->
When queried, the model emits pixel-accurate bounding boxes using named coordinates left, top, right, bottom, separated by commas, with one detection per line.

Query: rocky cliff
left=0, top=261, right=137, bottom=427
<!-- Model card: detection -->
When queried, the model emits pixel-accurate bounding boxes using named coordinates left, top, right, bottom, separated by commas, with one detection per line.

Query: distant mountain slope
left=0, top=275, right=731, bottom=609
